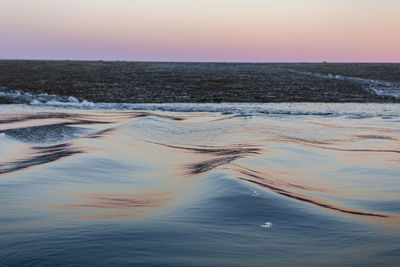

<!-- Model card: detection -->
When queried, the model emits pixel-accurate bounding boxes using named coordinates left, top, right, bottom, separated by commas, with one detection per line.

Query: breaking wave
left=1, top=87, right=400, bottom=118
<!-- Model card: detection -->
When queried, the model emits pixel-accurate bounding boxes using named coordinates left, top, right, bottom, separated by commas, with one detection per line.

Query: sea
left=0, top=94, right=399, bottom=265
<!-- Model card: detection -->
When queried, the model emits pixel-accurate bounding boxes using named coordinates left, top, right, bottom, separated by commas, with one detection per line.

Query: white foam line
left=1, top=88, right=400, bottom=118
left=284, top=69, right=400, bottom=99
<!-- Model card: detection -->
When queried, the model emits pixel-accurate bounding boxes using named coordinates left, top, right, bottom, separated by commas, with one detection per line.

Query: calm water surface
left=0, top=104, right=399, bottom=266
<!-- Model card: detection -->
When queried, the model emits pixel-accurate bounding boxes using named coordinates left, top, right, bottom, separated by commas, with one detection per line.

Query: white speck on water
left=67, top=96, right=79, bottom=103
left=261, top=222, right=273, bottom=228
left=30, top=99, right=42, bottom=105
left=252, top=190, right=259, bottom=197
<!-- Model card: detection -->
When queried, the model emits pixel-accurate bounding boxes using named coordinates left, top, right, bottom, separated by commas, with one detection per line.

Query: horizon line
left=0, top=58, right=399, bottom=64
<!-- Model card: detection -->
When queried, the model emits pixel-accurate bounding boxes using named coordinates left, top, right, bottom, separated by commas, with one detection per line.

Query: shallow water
left=0, top=104, right=399, bottom=266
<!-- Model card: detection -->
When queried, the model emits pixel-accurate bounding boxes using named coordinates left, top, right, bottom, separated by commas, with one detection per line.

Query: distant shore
left=1, top=60, right=399, bottom=103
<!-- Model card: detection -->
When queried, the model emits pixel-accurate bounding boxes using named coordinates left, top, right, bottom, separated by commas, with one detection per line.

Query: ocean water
left=0, top=103, right=399, bottom=266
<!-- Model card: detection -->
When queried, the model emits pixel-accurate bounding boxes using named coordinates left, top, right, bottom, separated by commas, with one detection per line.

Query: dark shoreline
left=1, top=60, right=399, bottom=103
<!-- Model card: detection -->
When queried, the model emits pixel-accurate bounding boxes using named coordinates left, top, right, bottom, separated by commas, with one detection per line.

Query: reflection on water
left=0, top=143, right=83, bottom=175
left=59, top=191, right=175, bottom=220
left=0, top=104, right=399, bottom=266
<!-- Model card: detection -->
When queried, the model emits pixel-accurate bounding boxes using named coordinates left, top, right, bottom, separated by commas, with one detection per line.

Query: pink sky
left=0, top=0, right=399, bottom=62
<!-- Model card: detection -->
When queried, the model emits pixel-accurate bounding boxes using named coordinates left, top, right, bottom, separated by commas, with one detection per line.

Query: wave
left=0, top=143, right=83, bottom=175
left=1, top=88, right=400, bottom=119
left=4, top=124, right=89, bottom=144
left=0, top=105, right=399, bottom=222
left=282, top=68, right=400, bottom=99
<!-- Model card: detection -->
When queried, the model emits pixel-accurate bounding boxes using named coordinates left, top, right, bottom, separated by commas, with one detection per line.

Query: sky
left=0, top=0, right=399, bottom=62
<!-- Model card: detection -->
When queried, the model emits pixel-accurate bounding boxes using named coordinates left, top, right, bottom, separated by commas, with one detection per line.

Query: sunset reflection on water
left=0, top=104, right=399, bottom=266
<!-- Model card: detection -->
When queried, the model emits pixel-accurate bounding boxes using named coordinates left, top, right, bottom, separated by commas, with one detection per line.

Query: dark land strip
left=1, top=60, right=399, bottom=103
